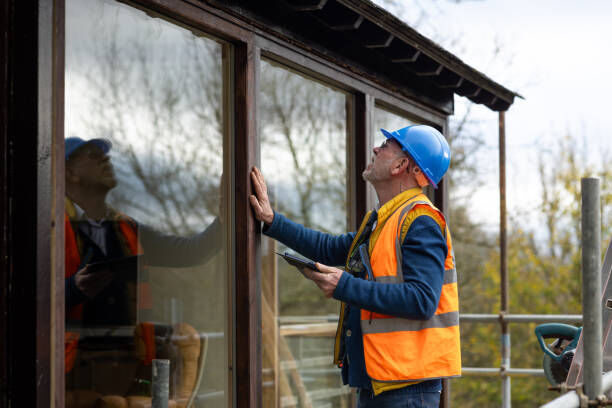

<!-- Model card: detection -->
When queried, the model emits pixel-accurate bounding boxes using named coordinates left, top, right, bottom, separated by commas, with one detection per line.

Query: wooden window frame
left=1, top=1, right=65, bottom=407
left=1, top=0, right=450, bottom=407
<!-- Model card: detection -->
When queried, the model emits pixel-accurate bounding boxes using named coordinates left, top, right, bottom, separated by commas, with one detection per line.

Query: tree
left=70, top=8, right=224, bottom=235
left=453, top=136, right=611, bottom=407
left=260, top=60, right=347, bottom=234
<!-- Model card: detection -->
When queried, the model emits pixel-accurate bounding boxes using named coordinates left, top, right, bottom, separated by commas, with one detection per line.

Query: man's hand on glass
left=302, top=263, right=344, bottom=298
left=249, top=166, right=274, bottom=225
left=74, top=265, right=114, bottom=298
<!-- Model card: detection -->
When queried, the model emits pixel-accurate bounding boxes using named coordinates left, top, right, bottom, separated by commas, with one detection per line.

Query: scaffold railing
left=279, top=312, right=583, bottom=381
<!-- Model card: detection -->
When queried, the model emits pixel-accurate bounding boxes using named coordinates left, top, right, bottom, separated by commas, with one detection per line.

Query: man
left=250, top=125, right=460, bottom=407
left=64, top=137, right=221, bottom=405
left=65, top=137, right=221, bottom=326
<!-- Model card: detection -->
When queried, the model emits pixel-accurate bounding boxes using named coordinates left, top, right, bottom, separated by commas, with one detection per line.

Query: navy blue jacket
left=264, top=210, right=448, bottom=392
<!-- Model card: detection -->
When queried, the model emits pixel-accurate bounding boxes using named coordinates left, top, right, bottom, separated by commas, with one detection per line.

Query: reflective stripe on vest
left=361, top=311, right=459, bottom=334
left=360, top=193, right=461, bottom=382
left=375, top=267, right=457, bottom=285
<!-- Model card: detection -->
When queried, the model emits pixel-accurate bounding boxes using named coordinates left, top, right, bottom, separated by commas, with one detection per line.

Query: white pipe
left=540, top=371, right=612, bottom=408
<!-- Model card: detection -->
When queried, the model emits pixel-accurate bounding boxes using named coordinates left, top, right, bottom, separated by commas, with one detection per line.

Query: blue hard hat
left=65, top=137, right=112, bottom=160
left=380, top=125, right=451, bottom=189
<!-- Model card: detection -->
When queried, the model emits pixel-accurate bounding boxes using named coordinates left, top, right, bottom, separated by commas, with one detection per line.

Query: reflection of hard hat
left=65, top=137, right=112, bottom=160
left=381, top=125, right=451, bottom=189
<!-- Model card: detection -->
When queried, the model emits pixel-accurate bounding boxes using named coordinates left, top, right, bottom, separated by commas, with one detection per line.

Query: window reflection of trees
left=260, top=62, right=351, bottom=408
left=260, top=60, right=347, bottom=235
left=260, top=61, right=348, bottom=317
left=70, top=6, right=223, bottom=235
left=66, top=1, right=228, bottom=404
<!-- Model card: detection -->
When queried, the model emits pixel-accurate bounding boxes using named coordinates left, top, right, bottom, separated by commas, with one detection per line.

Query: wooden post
left=436, top=120, right=450, bottom=408
left=234, top=40, right=262, bottom=408
left=1, top=0, right=65, bottom=406
left=350, top=93, right=373, bottom=226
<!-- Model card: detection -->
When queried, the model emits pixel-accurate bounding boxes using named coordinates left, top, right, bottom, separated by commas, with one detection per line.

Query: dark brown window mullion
left=344, top=92, right=372, bottom=407
left=434, top=119, right=450, bottom=216
left=431, top=120, right=450, bottom=408
left=52, top=0, right=67, bottom=407
left=350, top=93, right=374, bottom=228
left=233, top=39, right=263, bottom=408
left=435, top=118, right=450, bottom=408
left=2, top=0, right=65, bottom=406
left=0, top=1, right=8, bottom=403
left=222, top=41, right=235, bottom=407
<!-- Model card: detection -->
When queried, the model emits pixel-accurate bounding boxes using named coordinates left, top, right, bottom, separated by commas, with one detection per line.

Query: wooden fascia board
left=335, top=0, right=519, bottom=108
left=201, top=0, right=455, bottom=114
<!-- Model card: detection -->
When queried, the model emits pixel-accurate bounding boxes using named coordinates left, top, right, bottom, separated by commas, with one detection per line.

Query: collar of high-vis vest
left=375, top=187, right=423, bottom=226
left=367, top=187, right=425, bottom=253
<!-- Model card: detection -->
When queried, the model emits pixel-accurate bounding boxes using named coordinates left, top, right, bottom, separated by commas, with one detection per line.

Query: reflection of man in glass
left=64, top=137, right=221, bottom=405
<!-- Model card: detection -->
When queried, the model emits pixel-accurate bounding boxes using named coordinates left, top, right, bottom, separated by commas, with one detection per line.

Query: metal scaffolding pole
left=581, top=177, right=602, bottom=400
left=152, top=359, right=170, bottom=408
left=460, top=314, right=582, bottom=324
left=499, top=111, right=511, bottom=407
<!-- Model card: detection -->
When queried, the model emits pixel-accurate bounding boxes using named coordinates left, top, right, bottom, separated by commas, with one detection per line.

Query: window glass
left=373, top=106, right=415, bottom=149
left=259, top=59, right=351, bottom=407
left=65, top=0, right=228, bottom=406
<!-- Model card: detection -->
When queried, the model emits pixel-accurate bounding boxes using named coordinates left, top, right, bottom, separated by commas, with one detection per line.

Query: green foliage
left=278, top=261, right=339, bottom=316
left=258, top=41, right=612, bottom=406
left=452, top=135, right=611, bottom=406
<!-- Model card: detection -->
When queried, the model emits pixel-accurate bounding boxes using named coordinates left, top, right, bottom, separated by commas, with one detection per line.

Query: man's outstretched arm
left=139, top=218, right=222, bottom=267
left=249, top=166, right=354, bottom=266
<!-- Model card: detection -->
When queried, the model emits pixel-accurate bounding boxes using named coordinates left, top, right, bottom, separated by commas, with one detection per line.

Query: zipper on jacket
left=358, top=244, right=375, bottom=324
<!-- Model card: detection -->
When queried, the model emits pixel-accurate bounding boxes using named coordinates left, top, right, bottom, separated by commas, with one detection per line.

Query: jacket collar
left=376, top=187, right=423, bottom=226
left=65, top=196, right=116, bottom=222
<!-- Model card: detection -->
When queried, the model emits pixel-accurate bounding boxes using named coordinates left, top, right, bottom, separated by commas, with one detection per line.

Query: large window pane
left=65, top=1, right=229, bottom=406
left=260, top=60, right=351, bottom=407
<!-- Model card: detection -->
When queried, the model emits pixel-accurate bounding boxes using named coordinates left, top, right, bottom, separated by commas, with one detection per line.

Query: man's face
left=66, top=144, right=117, bottom=191
left=362, top=138, right=406, bottom=183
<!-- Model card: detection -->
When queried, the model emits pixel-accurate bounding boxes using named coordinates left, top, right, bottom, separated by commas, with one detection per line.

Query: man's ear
left=390, top=157, right=409, bottom=176
left=65, top=166, right=79, bottom=183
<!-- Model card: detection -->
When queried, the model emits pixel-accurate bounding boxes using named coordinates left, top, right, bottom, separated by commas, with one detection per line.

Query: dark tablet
left=87, top=255, right=142, bottom=276
left=80, top=255, right=144, bottom=327
left=275, top=251, right=318, bottom=277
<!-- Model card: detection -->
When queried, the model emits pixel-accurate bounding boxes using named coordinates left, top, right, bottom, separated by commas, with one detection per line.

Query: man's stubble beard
left=362, top=156, right=394, bottom=183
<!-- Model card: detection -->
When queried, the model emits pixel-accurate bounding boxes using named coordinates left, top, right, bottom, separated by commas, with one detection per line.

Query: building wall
left=1, top=1, right=449, bottom=406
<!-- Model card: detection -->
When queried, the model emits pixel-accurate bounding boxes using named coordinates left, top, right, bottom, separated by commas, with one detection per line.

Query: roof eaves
left=335, top=0, right=522, bottom=111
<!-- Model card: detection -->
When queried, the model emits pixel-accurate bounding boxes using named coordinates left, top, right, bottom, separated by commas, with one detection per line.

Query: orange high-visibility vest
left=64, top=212, right=150, bottom=320
left=338, top=193, right=460, bottom=383
left=64, top=201, right=151, bottom=373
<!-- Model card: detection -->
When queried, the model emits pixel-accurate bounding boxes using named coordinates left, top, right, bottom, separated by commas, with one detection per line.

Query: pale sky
left=374, top=0, right=612, bottom=231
